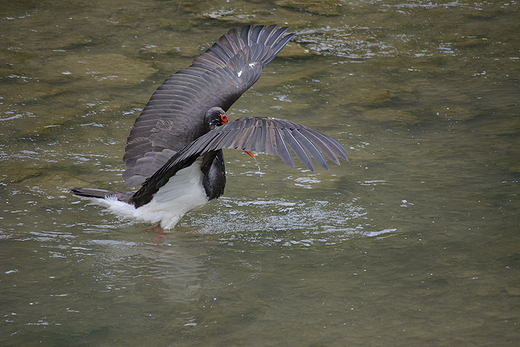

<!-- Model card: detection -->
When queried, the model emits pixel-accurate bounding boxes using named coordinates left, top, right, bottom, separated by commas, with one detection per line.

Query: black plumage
left=122, top=25, right=295, bottom=187
left=71, top=25, right=348, bottom=229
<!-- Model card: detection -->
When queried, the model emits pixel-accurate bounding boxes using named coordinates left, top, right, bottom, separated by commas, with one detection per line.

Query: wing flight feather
left=131, top=117, right=348, bottom=206
left=123, top=25, right=295, bottom=187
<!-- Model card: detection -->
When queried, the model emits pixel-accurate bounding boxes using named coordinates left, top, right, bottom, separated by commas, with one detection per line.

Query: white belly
left=99, top=158, right=208, bottom=229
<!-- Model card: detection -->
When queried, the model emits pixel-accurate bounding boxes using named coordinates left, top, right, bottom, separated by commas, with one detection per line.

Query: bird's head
left=204, top=107, right=255, bottom=159
left=205, top=107, right=229, bottom=131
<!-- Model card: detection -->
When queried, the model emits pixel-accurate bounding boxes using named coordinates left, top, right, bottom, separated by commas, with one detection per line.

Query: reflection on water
left=1, top=0, right=519, bottom=346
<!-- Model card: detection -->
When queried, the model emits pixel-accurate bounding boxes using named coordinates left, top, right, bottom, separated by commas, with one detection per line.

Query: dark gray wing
left=123, top=25, right=295, bottom=187
left=131, top=117, right=348, bottom=207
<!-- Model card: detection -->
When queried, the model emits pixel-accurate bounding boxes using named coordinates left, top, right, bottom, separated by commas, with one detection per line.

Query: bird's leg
left=150, top=221, right=161, bottom=230
left=154, top=229, right=167, bottom=242
left=150, top=222, right=167, bottom=241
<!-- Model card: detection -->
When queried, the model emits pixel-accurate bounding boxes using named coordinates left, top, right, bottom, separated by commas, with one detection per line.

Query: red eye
left=220, top=114, right=229, bottom=124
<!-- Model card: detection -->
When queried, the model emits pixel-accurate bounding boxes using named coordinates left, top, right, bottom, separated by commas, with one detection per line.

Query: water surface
left=1, top=0, right=519, bottom=346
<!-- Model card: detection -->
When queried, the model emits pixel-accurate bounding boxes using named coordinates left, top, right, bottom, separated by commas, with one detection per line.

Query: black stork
left=71, top=24, right=348, bottom=229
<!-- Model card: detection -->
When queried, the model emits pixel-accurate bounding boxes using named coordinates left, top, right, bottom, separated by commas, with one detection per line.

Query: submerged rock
left=363, top=108, right=419, bottom=124
left=45, top=53, right=157, bottom=87
left=275, top=0, right=343, bottom=16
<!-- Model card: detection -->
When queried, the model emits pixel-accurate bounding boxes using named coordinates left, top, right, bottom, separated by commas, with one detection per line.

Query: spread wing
left=131, top=117, right=348, bottom=207
left=123, top=25, right=295, bottom=187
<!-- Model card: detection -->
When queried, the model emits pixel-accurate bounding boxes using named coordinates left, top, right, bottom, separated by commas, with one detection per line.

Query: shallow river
left=1, top=0, right=519, bottom=346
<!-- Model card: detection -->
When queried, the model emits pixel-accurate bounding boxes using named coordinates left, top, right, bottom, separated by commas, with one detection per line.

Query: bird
left=71, top=24, right=348, bottom=230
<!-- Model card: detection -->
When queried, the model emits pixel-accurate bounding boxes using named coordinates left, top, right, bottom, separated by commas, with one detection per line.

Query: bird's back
left=122, top=25, right=295, bottom=187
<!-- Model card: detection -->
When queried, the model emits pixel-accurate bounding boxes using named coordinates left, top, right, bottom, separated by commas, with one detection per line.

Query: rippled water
left=1, top=0, right=519, bottom=346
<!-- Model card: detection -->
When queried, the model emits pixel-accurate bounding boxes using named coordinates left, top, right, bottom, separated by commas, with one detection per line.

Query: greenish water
left=1, top=0, right=519, bottom=346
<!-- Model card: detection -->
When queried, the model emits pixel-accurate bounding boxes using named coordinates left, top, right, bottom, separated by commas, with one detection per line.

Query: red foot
left=154, top=229, right=167, bottom=242
left=150, top=222, right=167, bottom=242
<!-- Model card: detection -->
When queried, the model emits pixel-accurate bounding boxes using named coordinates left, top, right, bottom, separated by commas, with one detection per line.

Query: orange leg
left=149, top=222, right=167, bottom=242
left=154, top=229, right=167, bottom=242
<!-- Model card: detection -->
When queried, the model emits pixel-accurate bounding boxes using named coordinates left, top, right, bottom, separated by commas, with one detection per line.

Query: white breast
left=98, top=158, right=208, bottom=229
